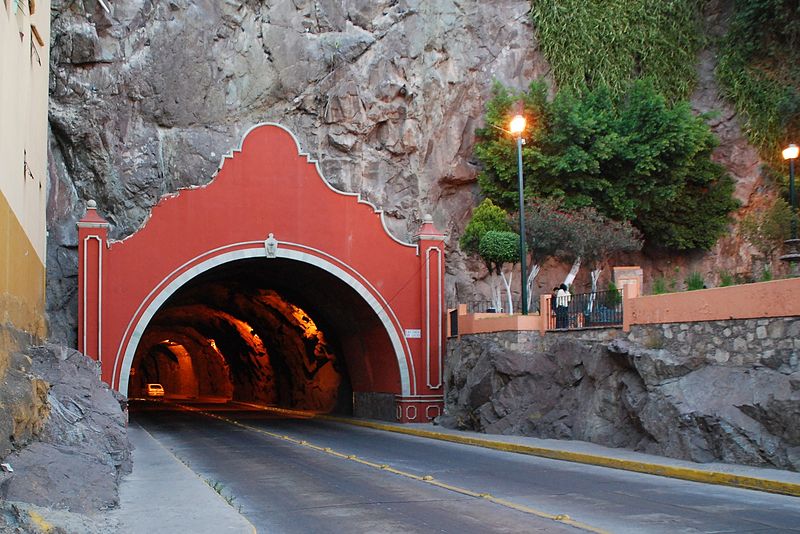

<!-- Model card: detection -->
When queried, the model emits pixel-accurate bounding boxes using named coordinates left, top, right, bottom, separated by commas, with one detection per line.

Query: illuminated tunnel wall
left=130, top=258, right=401, bottom=413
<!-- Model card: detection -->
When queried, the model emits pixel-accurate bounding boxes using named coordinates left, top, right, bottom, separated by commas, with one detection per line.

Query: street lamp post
left=784, top=144, right=798, bottom=239
left=510, top=115, right=528, bottom=315
left=780, top=143, right=800, bottom=272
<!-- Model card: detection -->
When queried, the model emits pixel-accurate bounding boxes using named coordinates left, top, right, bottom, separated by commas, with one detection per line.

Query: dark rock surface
left=0, top=351, right=49, bottom=461
left=44, top=1, right=771, bottom=347
left=0, top=344, right=130, bottom=525
left=444, top=331, right=800, bottom=471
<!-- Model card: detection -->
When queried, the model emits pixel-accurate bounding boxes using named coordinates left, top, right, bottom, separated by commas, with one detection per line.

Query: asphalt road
left=132, top=401, right=800, bottom=534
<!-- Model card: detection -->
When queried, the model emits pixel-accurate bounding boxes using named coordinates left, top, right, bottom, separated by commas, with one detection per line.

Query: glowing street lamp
left=780, top=143, right=800, bottom=272
left=784, top=144, right=799, bottom=240
left=510, top=114, right=528, bottom=315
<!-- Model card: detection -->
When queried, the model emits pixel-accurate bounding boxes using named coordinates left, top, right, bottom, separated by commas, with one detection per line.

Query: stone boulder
left=444, top=332, right=800, bottom=471
left=0, top=345, right=131, bottom=515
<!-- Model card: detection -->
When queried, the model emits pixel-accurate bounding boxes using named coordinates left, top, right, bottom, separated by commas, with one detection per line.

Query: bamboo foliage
left=531, top=0, right=704, bottom=102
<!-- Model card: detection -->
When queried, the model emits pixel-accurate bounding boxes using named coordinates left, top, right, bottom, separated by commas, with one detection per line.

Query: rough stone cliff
left=46, top=0, right=549, bottom=342
left=45, top=0, right=768, bottom=342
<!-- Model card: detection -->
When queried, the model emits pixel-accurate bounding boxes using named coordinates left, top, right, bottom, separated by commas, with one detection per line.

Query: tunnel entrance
left=78, top=123, right=445, bottom=422
left=129, top=257, right=407, bottom=415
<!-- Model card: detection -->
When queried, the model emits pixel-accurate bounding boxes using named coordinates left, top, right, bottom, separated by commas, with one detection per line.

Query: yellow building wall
left=1, top=0, right=51, bottom=356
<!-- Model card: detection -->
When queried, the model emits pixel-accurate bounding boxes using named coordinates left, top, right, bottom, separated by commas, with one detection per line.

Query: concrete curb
left=320, top=415, right=800, bottom=498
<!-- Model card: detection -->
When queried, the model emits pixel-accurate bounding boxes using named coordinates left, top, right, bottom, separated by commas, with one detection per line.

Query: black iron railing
left=468, top=300, right=500, bottom=313
left=545, top=289, right=623, bottom=330
left=467, top=298, right=541, bottom=315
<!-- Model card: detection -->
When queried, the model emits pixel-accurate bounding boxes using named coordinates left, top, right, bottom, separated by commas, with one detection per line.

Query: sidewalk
left=325, top=414, right=800, bottom=498
left=109, top=422, right=255, bottom=534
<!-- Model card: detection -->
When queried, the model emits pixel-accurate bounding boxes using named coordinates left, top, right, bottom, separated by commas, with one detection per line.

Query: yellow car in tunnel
left=146, top=383, right=165, bottom=398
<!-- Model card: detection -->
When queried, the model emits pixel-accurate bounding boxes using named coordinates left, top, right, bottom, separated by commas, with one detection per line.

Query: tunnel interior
left=129, top=257, right=402, bottom=413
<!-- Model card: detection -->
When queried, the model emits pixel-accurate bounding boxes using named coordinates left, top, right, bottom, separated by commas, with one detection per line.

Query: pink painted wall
left=79, top=124, right=446, bottom=422
left=624, top=277, right=800, bottom=330
left=450, top=304, right=542, bottom=336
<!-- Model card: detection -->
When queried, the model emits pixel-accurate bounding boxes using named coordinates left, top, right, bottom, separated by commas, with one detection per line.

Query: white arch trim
left=115, top=244, right=412, bottom=396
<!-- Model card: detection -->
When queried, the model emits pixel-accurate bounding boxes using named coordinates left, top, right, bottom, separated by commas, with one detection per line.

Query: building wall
left=1, top=0, right=51, bottom=355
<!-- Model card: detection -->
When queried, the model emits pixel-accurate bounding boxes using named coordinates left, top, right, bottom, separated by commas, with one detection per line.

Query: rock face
left=46, top=0, right=547, bottom=343
left=0, top=345, right=131, bottom=515
left=45, top=1, right=771, bottom=342
left=443, top=329, right=800, bottom=471
left=0, top=351, right=49, bottom=461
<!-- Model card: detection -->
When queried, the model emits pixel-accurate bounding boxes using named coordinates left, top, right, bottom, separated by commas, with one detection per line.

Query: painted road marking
left=177, top=403, right=609, bottom=534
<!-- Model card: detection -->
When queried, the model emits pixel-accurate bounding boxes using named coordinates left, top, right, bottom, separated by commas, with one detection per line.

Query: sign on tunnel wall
left=77, top=123, right=445, bottom=423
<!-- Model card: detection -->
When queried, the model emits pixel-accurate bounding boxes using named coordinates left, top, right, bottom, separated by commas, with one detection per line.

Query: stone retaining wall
left=443, top=319, right=800, bottom=470
left=627, top=317, right=799, bottom=372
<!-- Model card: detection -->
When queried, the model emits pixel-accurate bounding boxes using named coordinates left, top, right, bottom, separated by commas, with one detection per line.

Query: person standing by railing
left=556, top=283, right=571, bottom=328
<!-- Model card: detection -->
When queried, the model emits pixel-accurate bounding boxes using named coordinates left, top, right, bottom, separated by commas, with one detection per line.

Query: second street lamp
left=510, top=114, right=528, bottom=315
left=784, top=143, right=799, bottom=240
left=780, top=143, right=800, bottom=273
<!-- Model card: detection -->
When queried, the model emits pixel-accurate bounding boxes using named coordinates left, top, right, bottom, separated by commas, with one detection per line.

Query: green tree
left=570, top=207, right=642, bottom=295
left=475, top=80, right=739, bottom=251
left=516, top=198, right=576, bottom=309
left=478, top=230, right=520, bottom=313
left=460, top=198, right=511, bottom=256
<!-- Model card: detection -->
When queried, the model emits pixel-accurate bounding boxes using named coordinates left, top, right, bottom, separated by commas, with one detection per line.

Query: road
left=132, top=401, right=800, bottom=533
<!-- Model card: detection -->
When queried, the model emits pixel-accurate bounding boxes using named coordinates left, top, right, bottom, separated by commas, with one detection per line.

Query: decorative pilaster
left=397, top=214, right=446, bottom=422
left=77, top=200, right=109, bottom=361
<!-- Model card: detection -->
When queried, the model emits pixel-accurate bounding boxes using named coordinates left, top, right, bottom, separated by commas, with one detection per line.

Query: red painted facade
left=77, top=124, right=445, bottom=422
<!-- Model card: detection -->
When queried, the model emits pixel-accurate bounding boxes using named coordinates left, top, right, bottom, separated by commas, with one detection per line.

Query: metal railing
left=467, top=298, right=541, bottom=315
left=545, top=289, right=623, bottom=330
left=468, top=300, right=499, bottom=313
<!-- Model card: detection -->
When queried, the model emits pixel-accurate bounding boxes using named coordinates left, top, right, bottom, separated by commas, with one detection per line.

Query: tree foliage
left=519, top=198, right=574, bottom=264
left=474, top=80, right=739, bottom=250
left=460, top=198, right=511, bottom=256
left=478, top=231, right=520, bottom=275
left=565, top=206, right=643, bottom=269
left=531, top=0, right=704, bottom=102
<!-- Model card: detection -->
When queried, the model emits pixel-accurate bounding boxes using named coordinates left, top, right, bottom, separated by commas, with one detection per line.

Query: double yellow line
left=179, top=403, right=609, bottom=534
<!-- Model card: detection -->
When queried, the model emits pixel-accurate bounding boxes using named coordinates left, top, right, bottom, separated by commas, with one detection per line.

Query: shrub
left=685, top=271, right=705, bottom=291
left=718, top=271, right=734, bottom=287
left=605, top=281, right=622, bottom=307
left=652, top=277, right=668, bottom=295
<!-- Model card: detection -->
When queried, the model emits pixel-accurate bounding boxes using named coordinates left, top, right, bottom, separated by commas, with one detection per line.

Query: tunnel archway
left=78, top=123, right=445, bottom=422
left=124, top=250, right=409, bottom=415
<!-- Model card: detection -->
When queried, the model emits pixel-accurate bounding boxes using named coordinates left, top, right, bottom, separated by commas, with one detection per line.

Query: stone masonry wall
left=626, top=318, right=799, bottom=372
left=443, top=318, right=800, bottom=470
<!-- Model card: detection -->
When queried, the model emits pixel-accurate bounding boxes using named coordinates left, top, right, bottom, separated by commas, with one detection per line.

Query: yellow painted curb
left=319, top=415, right=800, bottom=498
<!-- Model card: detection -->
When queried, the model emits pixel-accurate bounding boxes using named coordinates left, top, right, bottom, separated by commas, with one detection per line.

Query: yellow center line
left=175, top=403, right=610, bottom=534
